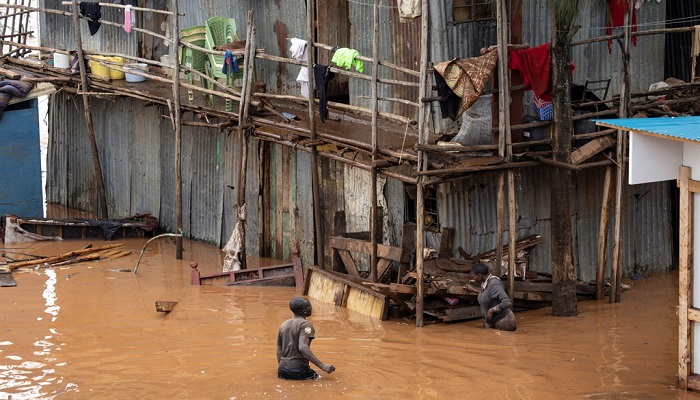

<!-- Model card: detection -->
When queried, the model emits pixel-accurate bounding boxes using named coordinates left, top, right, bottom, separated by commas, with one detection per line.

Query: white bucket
left=54, top=52, right=71, bottom=69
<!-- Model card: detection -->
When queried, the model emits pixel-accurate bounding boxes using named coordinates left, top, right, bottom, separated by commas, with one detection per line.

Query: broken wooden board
left=3, top=214, right=157, bottom=243
left=304, top=265, right=389, bottom=320
left=192, top=261, right=303, bottom=289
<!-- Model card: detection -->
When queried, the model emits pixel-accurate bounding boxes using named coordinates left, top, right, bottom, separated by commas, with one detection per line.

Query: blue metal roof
left=594, top=116, right=700, bottom=142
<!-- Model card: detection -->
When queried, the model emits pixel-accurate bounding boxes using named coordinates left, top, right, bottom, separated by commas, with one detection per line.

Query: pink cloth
left=124, top=5, right=132, bottom=33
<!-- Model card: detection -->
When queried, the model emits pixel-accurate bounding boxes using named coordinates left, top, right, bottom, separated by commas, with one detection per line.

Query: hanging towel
left=290, top=38, right=308, bottom=61
left=606, top=0, right=637, bottom=54
left=290, top=38, right=310, bottom=96
left=124, top=5, right=133, bottom=33
left=433, top=49, right=498, bottom=120
left=79, top=2, right=102, bottom=36
left=693, top=26, right=700, bottom=58
left=222, top=51, right=239, bottom=74
left=313, top=64, right=335, bottom=123
left=331, top=48, right=364, bottom=73
left=297, top=67, right=309, bottom=97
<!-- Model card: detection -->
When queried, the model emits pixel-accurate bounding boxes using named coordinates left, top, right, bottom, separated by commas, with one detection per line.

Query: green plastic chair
left=180, top=25, right=208, bottom=103
left=204, top=17, right=244, bottom=111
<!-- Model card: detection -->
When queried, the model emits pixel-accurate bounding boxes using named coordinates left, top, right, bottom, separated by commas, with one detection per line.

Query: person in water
left=464, top=263, right=517, bottom=331
left=277, top=297, right=335, bottom=380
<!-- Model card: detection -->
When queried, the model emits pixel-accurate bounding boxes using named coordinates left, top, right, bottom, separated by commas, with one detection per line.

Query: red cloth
left=508, top=43, right=575, bottom=102
left=606, top=0, right=637, bottom=54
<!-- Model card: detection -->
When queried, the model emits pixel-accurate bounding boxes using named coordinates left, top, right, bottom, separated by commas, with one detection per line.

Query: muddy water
left=1, top=237, right=700, bottom=400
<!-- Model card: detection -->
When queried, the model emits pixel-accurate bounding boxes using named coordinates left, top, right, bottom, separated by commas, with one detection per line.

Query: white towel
left=290, top=38, right=308, bottom=62
left=297, top=67, right=309, bottom=97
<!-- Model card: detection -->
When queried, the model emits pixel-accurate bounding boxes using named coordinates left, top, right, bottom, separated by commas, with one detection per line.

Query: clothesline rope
left=583, top=15, right=700, bottom=32
left=346, top=0, right=396, bottom=9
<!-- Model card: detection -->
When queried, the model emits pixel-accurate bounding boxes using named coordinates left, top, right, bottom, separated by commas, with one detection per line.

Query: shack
left=0, top=1, right=691, bottom=329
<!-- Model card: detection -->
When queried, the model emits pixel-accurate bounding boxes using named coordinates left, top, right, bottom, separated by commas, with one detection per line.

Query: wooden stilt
left=306, top=0, right=324, bottom=268
left=369, top=0, right=379, bottom=283
left=415, top=0, right=429, bottom=327
left=678, top=166, right=692, bottom=389
left=507, top=170, right=516, bottom=296
left=169, top=0, right=183, bottom=259
left=234, top=11, right=255, bottom=270
left=612, top=0, right=633, bottom=302
left=596, top=165, right=613, bottom=300
left=69, top=0, right=108, bottom=218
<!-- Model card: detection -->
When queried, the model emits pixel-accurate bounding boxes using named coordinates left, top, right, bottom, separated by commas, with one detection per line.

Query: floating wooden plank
left=304, top=266, right=389, bottom=320
left=6, top=243, right=123, bottom=270
left=192, top=261, right=302, bottom=288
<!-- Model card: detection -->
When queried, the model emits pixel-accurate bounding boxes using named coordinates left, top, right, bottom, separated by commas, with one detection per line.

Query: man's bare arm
left=298, top=335, right=335, bottom=373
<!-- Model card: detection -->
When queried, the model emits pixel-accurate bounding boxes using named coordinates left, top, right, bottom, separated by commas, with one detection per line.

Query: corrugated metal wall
left=437, top=168, right=675, bottom=282
left=42, top=1, right=677, bottom=276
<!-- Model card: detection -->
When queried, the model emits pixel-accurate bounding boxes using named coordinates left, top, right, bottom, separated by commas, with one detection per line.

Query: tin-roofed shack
left=0, top=0, right=696, bottom=327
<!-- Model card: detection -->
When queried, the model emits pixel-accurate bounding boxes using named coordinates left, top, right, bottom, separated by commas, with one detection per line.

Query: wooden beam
left=678, top=165, right=692, bottom=390
left=596, top=166, right=614, bottom=300
left=570, top=136, right=615, bottom=165
left=328, top=236, right=404, bottom=262
left=336, top=249, right=361, bottom=278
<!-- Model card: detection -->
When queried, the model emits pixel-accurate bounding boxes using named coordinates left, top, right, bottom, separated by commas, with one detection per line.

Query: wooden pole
left=611, top=0, right=632, bottom=302
left=415, top=0, right=429, bottom=327
left=678, top=166, right=692, bottom=390
left=496, top=0, right=513, bottom=292
left=170, top=0, right=183, bottom=259
left=235, top=11, right=255, bottom=270
left=595, top=165, right=613, bottom=300
left=507, top=170, right=516, bottom=296
left=307, top=0, right=324, bottom=267
left=369, top=0, right=379, bottom=283
left=70, top=0, right=108, bottom=218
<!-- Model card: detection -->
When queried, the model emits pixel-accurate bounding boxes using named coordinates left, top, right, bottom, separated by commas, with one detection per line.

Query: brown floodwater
left=1, top=237, right=700, bottom=400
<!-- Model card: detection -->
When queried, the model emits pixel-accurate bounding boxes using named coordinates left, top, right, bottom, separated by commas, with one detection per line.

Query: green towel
left=331, top=48, right=364, bottom=73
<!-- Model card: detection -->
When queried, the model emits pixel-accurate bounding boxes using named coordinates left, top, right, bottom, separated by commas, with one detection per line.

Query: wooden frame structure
left=0, top=0, right=696, bottom=328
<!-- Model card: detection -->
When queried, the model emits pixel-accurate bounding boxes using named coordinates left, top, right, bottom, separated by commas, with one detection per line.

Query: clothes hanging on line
left=606, top=0, right=637, bottom=54
left=331, top=48, right=364, bottom=73
left=124, top=5, right=134, bottom=33
left=508, top=43, right=575, bottom=102
left=289, top=38, right=310, bottom=97
left=313, top=64, right=335, bottom=123
left=79, top=2, right=102, bottom=36
left=433, top=49, right=498, bottom=121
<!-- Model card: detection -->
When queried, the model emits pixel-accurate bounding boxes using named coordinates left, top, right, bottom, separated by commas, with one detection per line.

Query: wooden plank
left=596, top=166, right=614, bottom=300
left=679, top=165, right=692, bottom=389
left=377, top=258, right=392, bottom=283
left=569, top=136, right=615, bottom=165
left=337, top=249, right=360, bottom=277
left=7, top=243, right=123, bottom=270
left=439, top=306, right=482, bottom=322
left=292, top=256, right=304, bottom=290
left=305, top=266, right=389, bottom=320
left=689, top=179, right=700, bottom=194
left=0, top=66, right=20, bottom=79
left=688, top=307, right=700, bottom=323
left=329, top=236, right=403, bottom=262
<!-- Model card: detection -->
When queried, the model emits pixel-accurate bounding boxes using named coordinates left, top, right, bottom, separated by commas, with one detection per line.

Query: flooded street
left=1, top=237, right=700, bottom=400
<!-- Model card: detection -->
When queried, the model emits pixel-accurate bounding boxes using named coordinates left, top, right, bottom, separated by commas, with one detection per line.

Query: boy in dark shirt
left=277, top=297, right=335, bottom=379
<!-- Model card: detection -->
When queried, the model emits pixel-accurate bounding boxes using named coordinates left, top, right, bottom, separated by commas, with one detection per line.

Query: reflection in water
left=1, top=238, right=700, bottom=399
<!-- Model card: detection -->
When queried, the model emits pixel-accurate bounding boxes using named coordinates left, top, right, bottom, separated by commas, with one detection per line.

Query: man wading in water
left=277, top=297, right=335, bottom=380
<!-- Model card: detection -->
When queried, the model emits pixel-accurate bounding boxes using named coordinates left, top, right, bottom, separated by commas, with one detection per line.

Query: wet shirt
left=477, top=276, right=513, bottom=325
left=277, top=316, right=315, bottom=371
